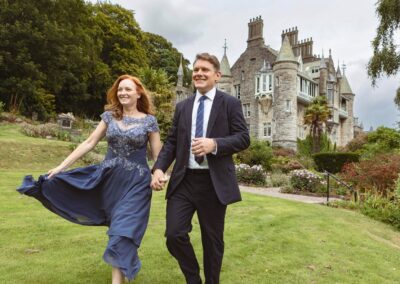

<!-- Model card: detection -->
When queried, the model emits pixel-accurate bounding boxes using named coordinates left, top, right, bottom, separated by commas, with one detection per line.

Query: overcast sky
left=101, top=0, right=399, bottom=130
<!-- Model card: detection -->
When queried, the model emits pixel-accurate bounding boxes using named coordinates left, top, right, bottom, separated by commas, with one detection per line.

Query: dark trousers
left=165, top=169, right=227, bottom=284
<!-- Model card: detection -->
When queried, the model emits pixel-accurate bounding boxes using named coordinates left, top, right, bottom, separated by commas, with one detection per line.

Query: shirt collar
left=195, top=87, right=216, bottom=102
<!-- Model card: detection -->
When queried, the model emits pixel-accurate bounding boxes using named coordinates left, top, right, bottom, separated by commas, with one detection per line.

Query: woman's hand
left=151, top=169, right=168, bottom=191
left=47, top=166, right=64, bottom=179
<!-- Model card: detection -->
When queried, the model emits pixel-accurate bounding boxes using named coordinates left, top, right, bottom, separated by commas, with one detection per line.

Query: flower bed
left=235, top=164, right=267, bottom=186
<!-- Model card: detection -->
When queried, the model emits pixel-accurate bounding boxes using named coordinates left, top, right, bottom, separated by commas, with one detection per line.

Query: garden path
left=240, top=185, right=340, bottom=204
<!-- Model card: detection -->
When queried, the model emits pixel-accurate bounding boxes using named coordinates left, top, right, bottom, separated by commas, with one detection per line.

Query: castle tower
left=247, top=16, right=264, bottom=48
left=339, top=67, right=354, bottom=145
left=218, top=39, right=233, bottom=95
left=336, top=62, right=342, bottom=97
left=175, top=54, right=192, bottom=103
left=336, top=63, right=342, bottom=80
left=319, top=52, right=327, bottom=96
left=272, top=35, right=299, bottom=150
left=177, top=55, right=184, bottom=87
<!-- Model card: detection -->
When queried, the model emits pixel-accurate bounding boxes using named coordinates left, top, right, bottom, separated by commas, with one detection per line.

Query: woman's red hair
left=104, top=74, right=154, bottom=119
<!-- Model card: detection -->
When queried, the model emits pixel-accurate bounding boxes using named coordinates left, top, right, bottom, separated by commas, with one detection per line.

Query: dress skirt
left=17, top=153, right=152, bottom=281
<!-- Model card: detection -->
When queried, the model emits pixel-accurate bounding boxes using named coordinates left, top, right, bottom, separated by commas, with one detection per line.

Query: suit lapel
left=206, top=90, right=223, bottom=137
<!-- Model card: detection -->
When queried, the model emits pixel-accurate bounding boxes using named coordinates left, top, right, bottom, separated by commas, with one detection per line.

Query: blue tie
left=195, top=96, right=207, bottom=164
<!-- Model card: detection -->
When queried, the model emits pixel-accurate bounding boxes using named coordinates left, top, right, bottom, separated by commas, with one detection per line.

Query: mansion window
left=242, top=103, right=251, bottom=118
left=341, top=98, right=347, bottom=111
left=311, top=66, right=319, bottom=74
left=255, top=73, right=273, bottom=94
left=241, top=71, right=245, bottom=81
left=263, top=122, right=272, bottom=137
left=256, top=77, right=260, bottom=93
left=234, top=84, right=241, bottom=99
left=299, top=76, right=316, bottom=97
left=262, top=74, right=267, bottom=91
left=268, top=74, right=272, bottom=91
left=327, top=83, right=334, bottom=104
left=297, top=125, right=305, bottom=139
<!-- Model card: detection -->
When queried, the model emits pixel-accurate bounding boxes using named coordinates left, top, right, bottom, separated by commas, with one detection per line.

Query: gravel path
left=240, top=185, right=340, bottom=204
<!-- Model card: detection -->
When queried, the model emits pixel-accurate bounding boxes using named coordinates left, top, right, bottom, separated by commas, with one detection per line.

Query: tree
left=92, top=3, right=148, bottom=76
left=0, top=0, right=98, bottom=119
left=0, top=1, right=186, bottom=121
left=236, top=138, right=273, bottom=170
left=143, top=32, right=192, bottom=86
left=304, top=96, right=331, bottom=153
left=367, top=0, right=400, bottom=107
left=137, top=67, right=175, bottom=142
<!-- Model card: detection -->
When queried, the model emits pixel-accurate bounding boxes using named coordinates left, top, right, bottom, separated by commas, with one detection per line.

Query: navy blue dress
left=17, top=111, right=159, bottom=280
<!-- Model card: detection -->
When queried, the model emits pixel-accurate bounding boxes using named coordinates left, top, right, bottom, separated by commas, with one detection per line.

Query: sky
left=98, top=0, right=399, bottom=130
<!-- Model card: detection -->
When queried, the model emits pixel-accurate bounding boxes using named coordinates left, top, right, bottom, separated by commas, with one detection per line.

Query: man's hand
left=151, top=169, right=168, bottom=191
left=191, top=138, right=216, bottom=157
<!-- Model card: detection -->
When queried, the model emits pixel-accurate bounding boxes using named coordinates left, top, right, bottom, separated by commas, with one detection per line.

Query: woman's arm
left=48, top=120, right=107, bottom=178
left=148, top=131, right=162, bottom=161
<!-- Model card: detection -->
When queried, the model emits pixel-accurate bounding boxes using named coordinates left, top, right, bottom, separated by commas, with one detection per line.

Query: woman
left=18, top=74, right=162, bottom=283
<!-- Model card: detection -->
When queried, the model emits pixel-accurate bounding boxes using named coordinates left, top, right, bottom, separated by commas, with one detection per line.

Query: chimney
left=247, top=16, right=264, bottom=48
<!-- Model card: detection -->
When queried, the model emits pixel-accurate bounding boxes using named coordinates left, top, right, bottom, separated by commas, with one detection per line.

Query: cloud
left=354, top=76, right=399, bottom=129
left=119, top=0, right=206, bottom=46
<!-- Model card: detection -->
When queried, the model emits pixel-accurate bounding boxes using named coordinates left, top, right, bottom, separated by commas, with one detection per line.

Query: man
left=151, top=53, right=250, bottom=284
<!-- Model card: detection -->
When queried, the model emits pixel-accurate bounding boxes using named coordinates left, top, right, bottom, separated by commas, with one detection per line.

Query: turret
left=319, top=51, right=327, bottom=96
left=272, top=35, right=299, bottom=150
left=218, top=40, right=233, bottom=95
left=220, top=39, right=232, bottom=77
left=177, top=55, right=184, bottom=87
left=339, top=66, right=355, bottom=146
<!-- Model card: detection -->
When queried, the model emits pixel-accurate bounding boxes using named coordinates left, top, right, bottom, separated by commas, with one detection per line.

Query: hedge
left=313, top=152, right=359, bottom=173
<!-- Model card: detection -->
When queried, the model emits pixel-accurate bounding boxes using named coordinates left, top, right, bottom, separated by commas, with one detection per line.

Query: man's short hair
left=194, top=53, right=220, bottom=71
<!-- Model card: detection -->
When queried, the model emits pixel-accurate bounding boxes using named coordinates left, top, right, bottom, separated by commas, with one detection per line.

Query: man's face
left=192, top=59, right=221, bottom=94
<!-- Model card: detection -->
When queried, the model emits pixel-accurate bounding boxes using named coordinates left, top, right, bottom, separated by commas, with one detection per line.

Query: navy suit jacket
left=153, top=89, right=250, bottom=205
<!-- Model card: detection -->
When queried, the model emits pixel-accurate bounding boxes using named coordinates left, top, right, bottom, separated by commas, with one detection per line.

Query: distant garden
left=234, top=125, right=400, bottom=230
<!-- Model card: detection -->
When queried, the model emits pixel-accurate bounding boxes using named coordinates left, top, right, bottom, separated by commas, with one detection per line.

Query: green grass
left=1, top=123, right=400, bottom=283
left=0, top=123, right=103, bottom=170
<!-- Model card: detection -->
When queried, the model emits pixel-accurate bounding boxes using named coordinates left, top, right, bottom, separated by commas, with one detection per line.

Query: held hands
left=151, top=169, right=169, bottom=191
left=47, top=165, right=64, bottom=179
left=150, top=138, right=216, bottom=191
left=191, top=138, right=216, bottom=157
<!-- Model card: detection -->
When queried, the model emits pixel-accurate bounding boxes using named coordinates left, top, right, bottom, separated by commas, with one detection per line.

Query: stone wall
left=272, top=61, right=298, bottom=150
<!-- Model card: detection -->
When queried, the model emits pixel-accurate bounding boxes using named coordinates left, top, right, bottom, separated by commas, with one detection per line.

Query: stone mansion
left=175, top=16, right=362, bottom=150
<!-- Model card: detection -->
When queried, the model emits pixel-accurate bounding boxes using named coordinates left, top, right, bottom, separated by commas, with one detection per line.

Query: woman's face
left=117, top=79, right=140, bottom=107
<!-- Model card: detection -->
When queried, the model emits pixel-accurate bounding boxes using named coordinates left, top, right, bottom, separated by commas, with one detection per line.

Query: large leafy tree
left=0, top=0, right=98, bottom=119
left=143, top=32, right=191, bottom=86
left=0, top=0, right=51, bottom=118
left=138, top=67, right=175, bottom=142
left=0, top=0, right=186, bottom=121
left=92, top=3, right=148, bottom=76
left=304, top=96, right=331, bottom=153
left=367, top=0, right=400, bottom=108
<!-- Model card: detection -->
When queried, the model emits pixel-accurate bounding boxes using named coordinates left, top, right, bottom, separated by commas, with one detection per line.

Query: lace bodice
left=100, top=111, right=159, bottom=168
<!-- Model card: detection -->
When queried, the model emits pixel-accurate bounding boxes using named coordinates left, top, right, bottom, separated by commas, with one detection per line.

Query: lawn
left=1, top=123, right=400, bottom=283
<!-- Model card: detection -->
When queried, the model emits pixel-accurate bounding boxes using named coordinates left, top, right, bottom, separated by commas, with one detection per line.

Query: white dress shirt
left=188, top=87, right=216, bottom=169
